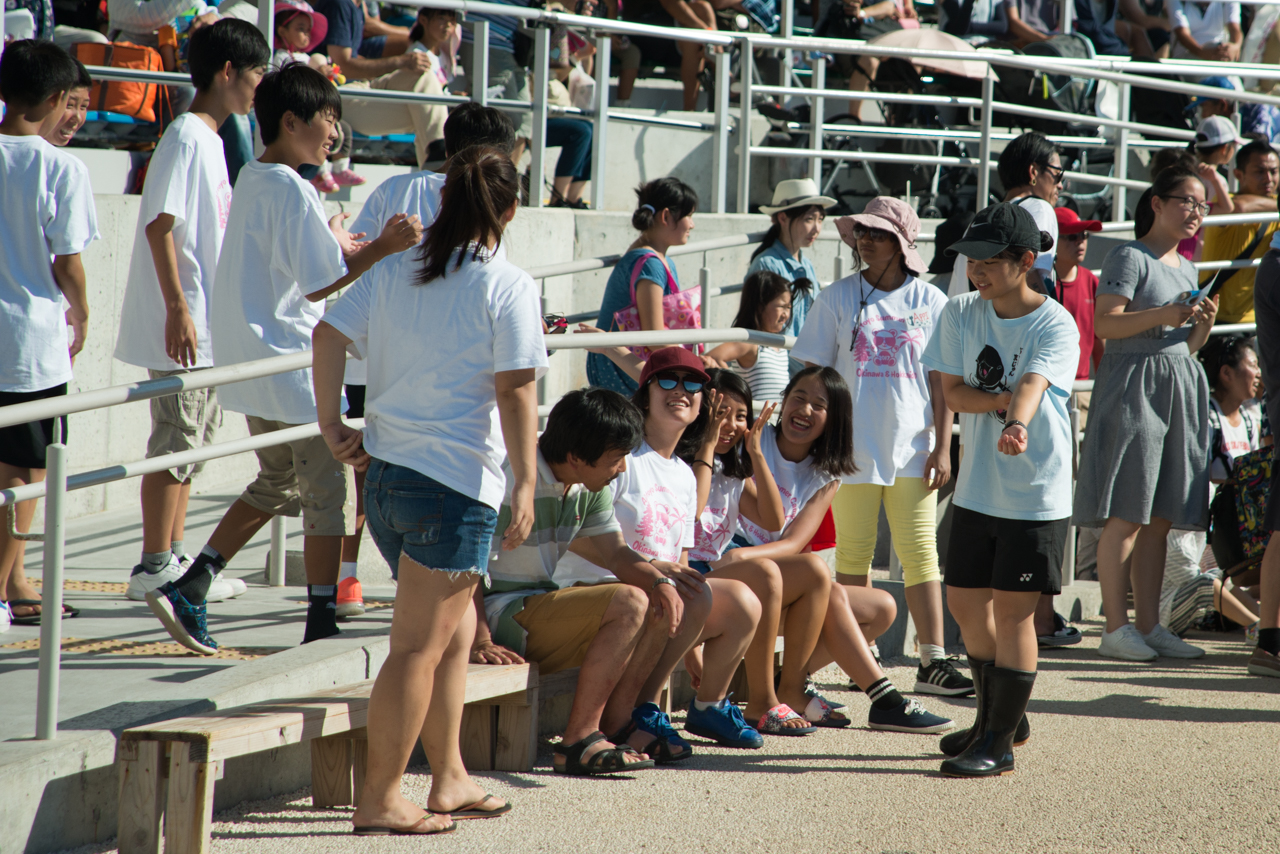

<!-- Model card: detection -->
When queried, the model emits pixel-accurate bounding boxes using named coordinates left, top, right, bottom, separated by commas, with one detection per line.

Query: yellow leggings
left=833, top=479, right=940, bottom=588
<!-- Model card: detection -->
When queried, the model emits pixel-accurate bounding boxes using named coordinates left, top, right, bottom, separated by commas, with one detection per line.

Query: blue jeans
left=364, top=459, right=498, bottom=580
left=546, top=117, right=592, bottom=180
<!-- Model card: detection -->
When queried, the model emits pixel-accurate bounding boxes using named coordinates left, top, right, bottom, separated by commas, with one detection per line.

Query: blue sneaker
left=867, top=698, right=953, bottom=734
left=685, top=695, right=764, bottom=749
left=146, top=582, right=218, bottom=655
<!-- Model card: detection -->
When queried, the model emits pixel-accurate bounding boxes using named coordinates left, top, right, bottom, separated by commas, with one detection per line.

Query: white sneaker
left=126, top=557, right=184, bottom=601
left=205, top=571, right=246, bottom=602
left=1143, top=624, right=1205, bottom=659
left=0, top=600, right=11, bottom=633
left=1098, top=623, right=1158, bottom=661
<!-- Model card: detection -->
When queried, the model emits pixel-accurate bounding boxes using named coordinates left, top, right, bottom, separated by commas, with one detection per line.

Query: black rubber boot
left=939, top=656, right=988, bottom=756
left=940, top=665, right=1036, bottom=778
left=940, top=657, right=1031, bottom=756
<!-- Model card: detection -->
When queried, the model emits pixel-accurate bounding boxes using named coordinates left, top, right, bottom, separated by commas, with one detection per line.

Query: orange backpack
left=70, top=42, right=165, bottom=123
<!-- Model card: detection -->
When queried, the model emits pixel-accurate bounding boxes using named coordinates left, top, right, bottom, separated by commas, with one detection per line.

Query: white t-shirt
left=0, top=135, right=99, bottom=393
left=791, top=274, right=948, bottom=485
left=948, top=197, right=1058, bottom=298
left=738, top=425, right=838, bottom=545
left=555, top=442, right=698, bottom=584
left=210, top=160, right=348, bottom=423
left=1170, top=1, right=1240, bottom=58
left=690, top=462, right=746, bottom=562
left=921, top=291, right=1079, bottom=521
left=1209, top=397, right=1261, bottom=482
left=324, top=243, right=548, bottom=510
left=115, top=114, right=232, bottom=371
left=341, top=170, right=447, bottom=387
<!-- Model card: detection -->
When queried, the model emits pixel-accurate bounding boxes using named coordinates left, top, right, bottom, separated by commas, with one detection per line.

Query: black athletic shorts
left=945, top=504, right=1068, bottom=594
left=345, top=384, right=366, bottom=420
left=0, top=384, right=69, bottom=469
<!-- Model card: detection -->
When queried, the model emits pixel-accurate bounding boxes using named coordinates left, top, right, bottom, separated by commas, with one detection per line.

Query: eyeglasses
left=852, top=225, right=895, bottom=242
left=1062, top=232, right=1089, bottom=242
left=1160, top=195, right=1212, bottom=217
left=1037, top=163, right=1066, bottom=185
left=655, top=374, right=704, bottom=393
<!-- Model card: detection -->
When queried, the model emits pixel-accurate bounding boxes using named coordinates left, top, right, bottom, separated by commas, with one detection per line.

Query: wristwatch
left=652, top=577, right=678, bottom=591
left=1002, top=419, right=1027, bottom=433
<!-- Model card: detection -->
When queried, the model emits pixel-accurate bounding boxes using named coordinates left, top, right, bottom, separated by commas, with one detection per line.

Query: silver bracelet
left=652, top=577, right=677, bottom=591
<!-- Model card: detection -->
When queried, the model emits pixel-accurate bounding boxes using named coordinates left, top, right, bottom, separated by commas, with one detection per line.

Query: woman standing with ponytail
left=314, top=146, right=547, bottom=834
left=1074, top=168, right=1219, bottom=663
left=587, top=177, right=702, bottom=395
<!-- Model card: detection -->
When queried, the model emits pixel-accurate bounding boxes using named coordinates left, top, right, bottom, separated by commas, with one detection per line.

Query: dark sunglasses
left=654, top=374, right=704, bottom=393
left=852, top=225, right=895, bottom=242
left=1062, top=232, right=1089, bottom=242
left=1037, top=162, right=1066, bottom=185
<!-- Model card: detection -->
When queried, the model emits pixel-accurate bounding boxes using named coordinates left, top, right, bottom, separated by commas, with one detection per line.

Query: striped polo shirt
left=483, top=449, right=621, bottom=652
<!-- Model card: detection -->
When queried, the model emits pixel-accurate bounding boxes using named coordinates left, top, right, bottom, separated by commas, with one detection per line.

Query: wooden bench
left=116, top=662, right=537, bottom=854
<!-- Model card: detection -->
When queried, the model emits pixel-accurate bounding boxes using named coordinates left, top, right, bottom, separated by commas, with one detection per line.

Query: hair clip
left=640, top=204, right=656, bottom=213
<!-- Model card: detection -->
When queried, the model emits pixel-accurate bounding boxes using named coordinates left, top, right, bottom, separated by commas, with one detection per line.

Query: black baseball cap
left=947, top=202, right=1044, bottom=260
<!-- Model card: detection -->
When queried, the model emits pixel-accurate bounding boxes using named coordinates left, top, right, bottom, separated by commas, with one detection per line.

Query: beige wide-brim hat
left=758, top=178, right=838, bottom=215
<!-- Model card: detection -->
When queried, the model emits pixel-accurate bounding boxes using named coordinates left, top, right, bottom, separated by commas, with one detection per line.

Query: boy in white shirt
left=146, top=63, right=422, bottom=655
left=115, top=19, right=271, bottom=606
left=0, top=41, right=100, bottom=632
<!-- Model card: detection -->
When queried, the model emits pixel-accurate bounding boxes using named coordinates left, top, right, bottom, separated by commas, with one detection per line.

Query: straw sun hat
left=758, top=179, right=837, bottom=215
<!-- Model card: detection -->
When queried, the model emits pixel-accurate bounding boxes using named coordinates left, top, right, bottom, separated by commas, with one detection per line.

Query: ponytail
left=1135, top=167, right=1202, bottom=240
left=416, top=146, right=519, bottom=285
left=750, top=223, right=782, bottom=261
left=631, top=176, right=698, bottom=232
left=408, top=21, right=424, bottom=43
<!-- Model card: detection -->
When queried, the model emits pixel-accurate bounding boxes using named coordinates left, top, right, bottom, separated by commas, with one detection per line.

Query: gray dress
left=1072, top=241, right=1211, bottom=530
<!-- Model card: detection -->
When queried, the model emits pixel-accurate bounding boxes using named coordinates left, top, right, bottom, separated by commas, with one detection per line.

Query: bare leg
left=804, top=583, right=896, bottom=689
left=340, top=468, right=366, bottom=564
left=1227, top=581, right=1261, bottom=619
left=351, top=557, right=482, bottom=831
left=772, top=555, right=831, bottom=714
left=1, top=463, right=43, bottom=616
left=947, top=586, right=996, bottom=662
left=140, top=471, right=183, bottom=554
left=838, top=574, right=897, bottom=641
left=1097, top=516, right=1142, bottom=633
left=632, top=581, right=714, bottom=707
left=172, top=479, right=192, bottom=546
left=678, top=40, right=704, bottom=112
left=691, top=577, right=760, bottom=702
left=904, top=580, right=946, bottom=650
left=704, top=558, right=781, bottom=718
left=992, top=589, right=1040, bottom=671
left=617, top=68, right=638, bottom=101
left=303, top=535, right=342, bottom=587
left=1214, top=579, right=1260, bottom=626
left=1261, top=533, right=1280, bottom=632
left=205, top=499, right=275, bottom=562
left=1131, top=519, right=1172, bottom=635
left=1032, top=593, right=1057, bottom=636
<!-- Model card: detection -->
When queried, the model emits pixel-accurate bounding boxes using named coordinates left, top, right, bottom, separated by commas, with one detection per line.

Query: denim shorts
left=688, top=559, right=713, bottom=574
left=364, top=459, right=498, bottom=580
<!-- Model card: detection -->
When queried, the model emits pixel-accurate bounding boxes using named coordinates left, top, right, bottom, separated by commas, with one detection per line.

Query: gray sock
left=141, top=551, right=172, bottom=573
left=170, top=540, right=185, bottom=558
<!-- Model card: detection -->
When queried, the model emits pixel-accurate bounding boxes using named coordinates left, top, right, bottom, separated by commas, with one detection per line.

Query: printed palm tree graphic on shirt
left=695, top=502, right=732, bottom=555
left=852, top=327, right=925, bottom=367
left=633, top=485, right=689, bottom=554
left=969, top=344, right=1020, bottom=423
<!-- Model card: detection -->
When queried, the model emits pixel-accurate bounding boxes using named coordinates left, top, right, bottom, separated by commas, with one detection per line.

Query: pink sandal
left=756, top=704, right=817, bottom=736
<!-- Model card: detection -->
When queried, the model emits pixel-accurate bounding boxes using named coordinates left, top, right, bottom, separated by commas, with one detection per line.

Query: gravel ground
left=65, top=617, right=1280, bottom=854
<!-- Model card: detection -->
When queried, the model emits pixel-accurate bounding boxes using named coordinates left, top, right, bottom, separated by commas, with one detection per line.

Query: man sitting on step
left=472, top=387, right=712, bottom=775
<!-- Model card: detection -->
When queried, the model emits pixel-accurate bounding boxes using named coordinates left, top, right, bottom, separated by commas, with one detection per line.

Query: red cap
left=1055, top=207, right=1102, bottom=235
left=637, top=346, right=711, bottom=389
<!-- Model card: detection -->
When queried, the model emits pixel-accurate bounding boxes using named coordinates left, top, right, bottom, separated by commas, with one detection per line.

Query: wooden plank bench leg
left=117, top=740, right=166, bottom=854
left=494, top=682, right=538, bottom=772
left=459, top=705, right=496, bottom=771
left=165, top=745, right=218, bottom=854
left=352, top=736, right=368, bottom=806
left=311, top=735, right=354, bottom=808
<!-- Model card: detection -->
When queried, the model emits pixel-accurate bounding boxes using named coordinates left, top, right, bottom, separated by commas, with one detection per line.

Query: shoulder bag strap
left=1205, top=224, right=1271, bottom=297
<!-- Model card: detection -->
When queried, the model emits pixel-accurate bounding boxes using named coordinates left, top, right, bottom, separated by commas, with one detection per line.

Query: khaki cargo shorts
left=239, top=416, right=357, bottom=537
left=514, top=583, right=633, bottom=675
left=146, top=368, right=222, bottom=483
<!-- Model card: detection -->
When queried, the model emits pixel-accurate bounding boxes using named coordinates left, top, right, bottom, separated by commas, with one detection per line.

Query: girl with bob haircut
left=709, top=367, right=955, bottom=734
left=922, top=202, right=1080, bottom=778
left=587, top=177, right=705, bottom=395
left=1075, top=167, right=1219, bottom=664
left=793, top=196, right=970, bottom=701
left=313, top=145, right=547, bottom=833
left=704, top=270, right=794, bottom=400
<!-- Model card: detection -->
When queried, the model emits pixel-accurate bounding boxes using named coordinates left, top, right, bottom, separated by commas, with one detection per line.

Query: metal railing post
left=269, top=515, right=288, bottom=587
left=257, top=2, right=275, bottom=55
left=530, top=26, right=550, bottom=208
left=1113, top=82, right=1131, bottom=223
left=470, top=21, right=490, bottom=106
left=700, top=267, right=712, bottom=329
left=591, top=33, right=611, bottom=212
left=1061, top=0, right=1073, bottom=34
left=738, top=38, right=755, bottom=213
left=976, top=72, right=995, bottom=211
left=780, top=0, right=793, bottom=90
left=833, top=254, right=844, bottom=282
left=712, top=50, right=731, bottom=214
left=809, top=56, right=825, bottom=181
left=35, top=442, right=67, bottom=740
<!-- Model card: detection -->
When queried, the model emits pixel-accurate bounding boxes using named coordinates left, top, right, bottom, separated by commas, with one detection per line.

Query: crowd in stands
left=4, top=0, right=1280, bottom=838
